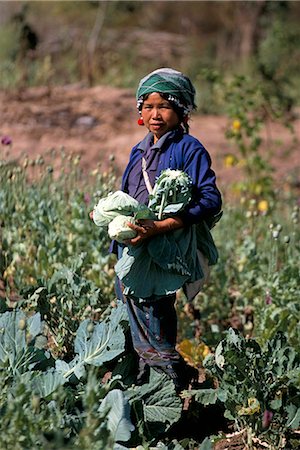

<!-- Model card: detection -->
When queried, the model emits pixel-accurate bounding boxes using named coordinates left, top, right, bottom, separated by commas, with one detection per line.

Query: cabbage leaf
left=108, top=215, right=137, bottom=243
left=148, top=169, right=192, bottom=219
left=115, top=227, right=203, bottom=298
left=98, top=389, right=135, bottom=443
left=0, top=311, right=46, bottom=374
left=126, top=369, right=182, bottom=429
left=56, top=303, right=128, bottom=380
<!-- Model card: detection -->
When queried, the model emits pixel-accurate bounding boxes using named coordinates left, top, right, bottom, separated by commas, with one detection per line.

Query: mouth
left=150, top=122, right=164, bottom=129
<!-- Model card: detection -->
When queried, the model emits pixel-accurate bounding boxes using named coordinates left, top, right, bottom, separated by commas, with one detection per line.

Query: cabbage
left=92, top=170, right=218, bottom=300
left=93, top=191, right=140, bottom=226
left=93, top=170, right=192, bottom=229
left=108, top=215, right=137, bottom=243
left=148, top=169, right=192, bottom=219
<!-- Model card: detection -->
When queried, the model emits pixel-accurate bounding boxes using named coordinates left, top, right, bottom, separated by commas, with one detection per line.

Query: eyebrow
left=143, top=101, right=171, bottom=106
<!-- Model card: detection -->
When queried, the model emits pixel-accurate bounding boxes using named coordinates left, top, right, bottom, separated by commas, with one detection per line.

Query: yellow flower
left=232, top=119, right=241, bottom=130
left=258, top=200, right=269, bottom=213
left=177, top=339, right=211, bottom=367
left=224, top=154, right=237, bottom=168
left=238, top=397, right=260, bottom=416
left=232, top=119, right=241, bottom=133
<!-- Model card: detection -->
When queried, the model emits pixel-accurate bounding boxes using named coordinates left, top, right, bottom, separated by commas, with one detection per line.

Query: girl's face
left=141, top=92, right=181, bottom=142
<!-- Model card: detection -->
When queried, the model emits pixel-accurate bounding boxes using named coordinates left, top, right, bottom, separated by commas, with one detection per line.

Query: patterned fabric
left=126, top=294, right=179, bottom=367
left=136, top=68, right=196, bottom=114
left=114, top=277, right=197, bottom=391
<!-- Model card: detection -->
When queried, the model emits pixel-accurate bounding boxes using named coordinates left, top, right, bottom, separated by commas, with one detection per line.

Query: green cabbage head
left=108, top=215, right=137, bottom=243
left=93, top=191, right=140, bottom=226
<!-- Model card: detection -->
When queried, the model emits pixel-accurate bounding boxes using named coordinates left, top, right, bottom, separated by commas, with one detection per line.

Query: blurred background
left=0, top=0, right=299, bottom=190
left=0, top=0, right=300, bottom=113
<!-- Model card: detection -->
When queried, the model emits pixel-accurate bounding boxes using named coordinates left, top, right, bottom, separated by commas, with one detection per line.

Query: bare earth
left=1, top=84, right=299, bottom=193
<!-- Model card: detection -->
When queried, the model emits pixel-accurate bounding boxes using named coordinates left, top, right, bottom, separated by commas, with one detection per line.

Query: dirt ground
left=1, top=84, right=299, bottom=193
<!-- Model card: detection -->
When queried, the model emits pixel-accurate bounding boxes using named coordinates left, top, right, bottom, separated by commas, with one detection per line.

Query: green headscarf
left=136, top=68, right=196, bottom=114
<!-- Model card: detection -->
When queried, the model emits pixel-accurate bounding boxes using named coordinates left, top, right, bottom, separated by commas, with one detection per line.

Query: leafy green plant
left=126, top=369, right=182, bottom=447
left=188, top=197, right=299, bottom=348
left=254, top=264, right=300, bottom=350
left=198, top=69, right=297, bottom=202
left=1, top=122, right=299, bottom=448
left=190, top=328, right=300, bottom=449
left=220, top=74, right=275, bottom=199
left=0, top=305, right=186, bottom=449
left=0, top=306, right=124, bottom=447
left=148, top=169, right=192, bottom=220
left=0, top=151, right=116, bottom=302
left=19, top=253, right=107, bottom=356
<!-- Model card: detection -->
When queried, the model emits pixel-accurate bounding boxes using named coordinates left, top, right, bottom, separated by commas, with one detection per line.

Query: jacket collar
left=137, top=127, right=184, bottom=153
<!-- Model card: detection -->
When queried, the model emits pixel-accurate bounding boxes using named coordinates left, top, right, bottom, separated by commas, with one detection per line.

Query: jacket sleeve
left=178, top=139, right=222, bottom=225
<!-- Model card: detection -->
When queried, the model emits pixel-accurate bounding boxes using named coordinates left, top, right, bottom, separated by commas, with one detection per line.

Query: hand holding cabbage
left=91, top=169, right=192, bottom=243
left=125, top=216, right=184, bottom=246
left=91, top=169, right=218, bottom=299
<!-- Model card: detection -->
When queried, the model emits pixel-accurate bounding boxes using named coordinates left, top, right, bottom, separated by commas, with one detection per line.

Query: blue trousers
left=115, top=277, right=196, bottom=391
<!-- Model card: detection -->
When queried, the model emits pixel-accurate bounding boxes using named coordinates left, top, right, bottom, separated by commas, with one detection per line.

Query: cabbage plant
left=148, top=169, right=192, bottom=219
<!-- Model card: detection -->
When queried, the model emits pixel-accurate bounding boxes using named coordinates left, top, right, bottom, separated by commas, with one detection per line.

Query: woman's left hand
left=124, top=217, right=184, bottom=246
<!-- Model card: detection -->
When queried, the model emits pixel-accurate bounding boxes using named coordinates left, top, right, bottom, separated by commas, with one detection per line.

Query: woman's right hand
left=124, top=217, right=184, bottom=246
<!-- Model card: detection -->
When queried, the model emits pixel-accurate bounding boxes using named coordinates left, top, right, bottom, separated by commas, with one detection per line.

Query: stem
left=247, top=426, right=253, bottom=449
left=274, top=240, right=279, bottom=272
left=63, top=327, right=112, bottom=379
left=158, top=192, right=166, bottom=220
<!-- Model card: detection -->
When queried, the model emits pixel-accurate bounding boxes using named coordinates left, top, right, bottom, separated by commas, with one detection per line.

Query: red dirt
left=214, top=431, right=269, bottom=450
left=1, top=84, right=299, bottom=193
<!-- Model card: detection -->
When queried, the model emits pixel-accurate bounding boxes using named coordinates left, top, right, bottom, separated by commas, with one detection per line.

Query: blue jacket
left=121, top=128, right=222, bottom=225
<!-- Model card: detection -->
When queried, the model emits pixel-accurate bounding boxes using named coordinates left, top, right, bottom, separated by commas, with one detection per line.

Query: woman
left=115, top=68, right=222, bottom=392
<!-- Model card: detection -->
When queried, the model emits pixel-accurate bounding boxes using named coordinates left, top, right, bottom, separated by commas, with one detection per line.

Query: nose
left=151, top=107, right=161, bottom=119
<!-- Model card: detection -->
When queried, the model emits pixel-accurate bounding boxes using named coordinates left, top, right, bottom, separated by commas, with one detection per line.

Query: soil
left=1, top=84, right=299, bottom=194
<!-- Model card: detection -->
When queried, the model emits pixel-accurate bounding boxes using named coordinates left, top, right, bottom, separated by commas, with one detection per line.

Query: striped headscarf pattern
left=136, top=68, right=196, bottom=115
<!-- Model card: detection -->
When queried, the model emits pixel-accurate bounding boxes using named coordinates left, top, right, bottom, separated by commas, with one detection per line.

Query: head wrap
left=136, top=68, right=196, bottom=115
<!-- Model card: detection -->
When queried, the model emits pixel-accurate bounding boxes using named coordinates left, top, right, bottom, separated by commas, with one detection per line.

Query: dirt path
left=1, top=84, right=299, bottom=193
